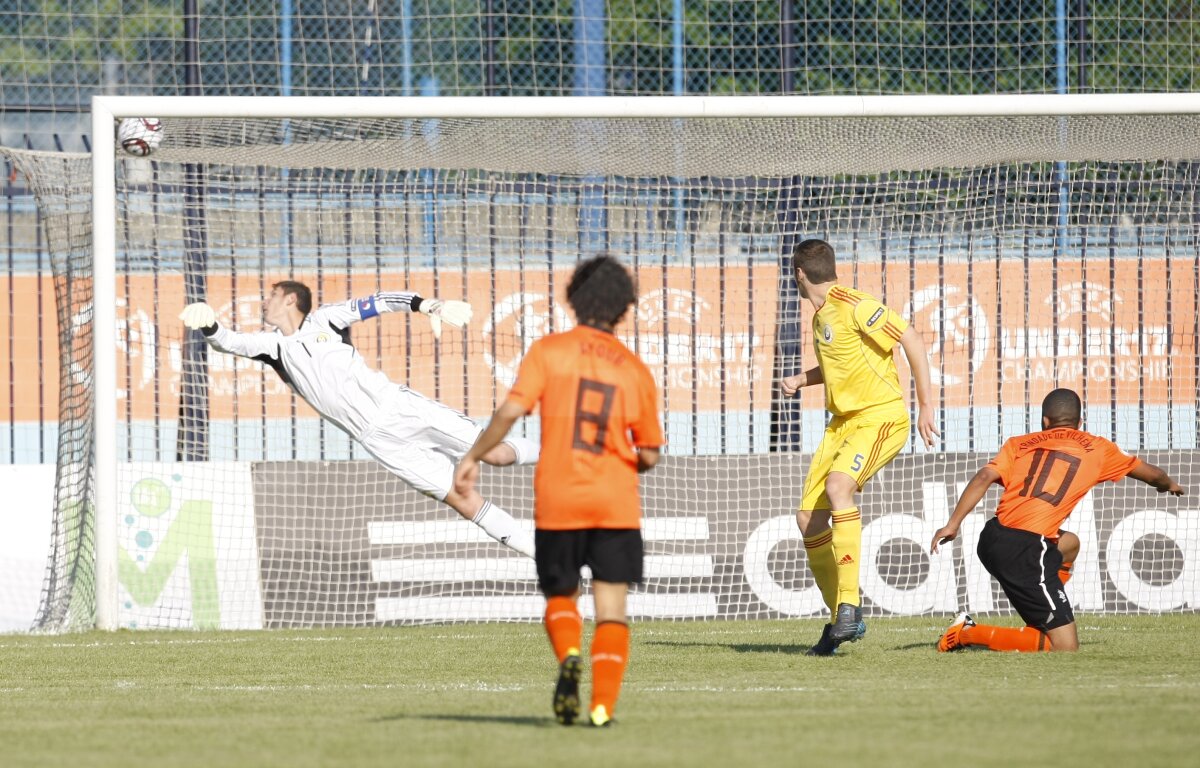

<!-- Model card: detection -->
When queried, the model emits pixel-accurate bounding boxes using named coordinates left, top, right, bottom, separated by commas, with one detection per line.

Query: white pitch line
left=4, top=678, right=1197, bottom=696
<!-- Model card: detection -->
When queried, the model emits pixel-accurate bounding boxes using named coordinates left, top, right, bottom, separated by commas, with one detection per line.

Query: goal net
left=18, top=93, right=1200, bottom=631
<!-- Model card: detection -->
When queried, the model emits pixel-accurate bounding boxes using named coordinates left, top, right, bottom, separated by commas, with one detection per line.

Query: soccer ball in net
left=117, top=118, right=164, bottom=156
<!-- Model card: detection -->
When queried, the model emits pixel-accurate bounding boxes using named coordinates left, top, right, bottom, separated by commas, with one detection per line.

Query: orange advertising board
left=70, top=266, right=780, bottom=423
left=1, top=259, right=1194, bottom=425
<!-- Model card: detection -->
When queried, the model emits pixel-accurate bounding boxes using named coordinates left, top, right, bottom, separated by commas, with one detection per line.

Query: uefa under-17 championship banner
left=1, top=257, right=1194, bottom=427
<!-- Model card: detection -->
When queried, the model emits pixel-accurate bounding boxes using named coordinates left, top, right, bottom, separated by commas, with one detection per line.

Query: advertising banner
left=117, top=462, right=263, bottom=629
left=3, top=258, right=1192, bottom=426
left=0, top=464, right=56, bottom=631
left=250, top=452, right=1199, bottom=626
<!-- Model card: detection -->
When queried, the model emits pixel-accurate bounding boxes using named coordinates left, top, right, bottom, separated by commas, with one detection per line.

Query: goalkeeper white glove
left=179, top=302, right=217, bottom=330
left=418, top=298, right=472, bottom=340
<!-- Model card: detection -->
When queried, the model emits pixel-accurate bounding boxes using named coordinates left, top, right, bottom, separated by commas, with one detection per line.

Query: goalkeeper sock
left=502, top=435, right=541, bottom=465
left=472, top=501, right=535, bottom=558
left=830, top=507, right=863, bottom=607
left=1059, top=561, right=1074, bottom=586
left=590, top=621, right=630, bottom=718
left=544, top=597, right=583, bottom=662
left=960, top=623, right=1052, bottom=652
left=803, top=528, right=838, bottom=616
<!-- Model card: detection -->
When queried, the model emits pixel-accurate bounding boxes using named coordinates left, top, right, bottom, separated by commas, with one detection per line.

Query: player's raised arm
left=308, top=291, right=416, bottom=329
left=343, top=291, right=474, bottom=338
left=313, top=291, right=472, bottom=340
left=414, top=296, right=472, bottom=339
left=898, top=325, right=940, bottom=448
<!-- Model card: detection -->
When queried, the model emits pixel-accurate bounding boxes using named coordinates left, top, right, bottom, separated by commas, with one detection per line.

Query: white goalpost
left=70, top=93, right=1200, bottom=630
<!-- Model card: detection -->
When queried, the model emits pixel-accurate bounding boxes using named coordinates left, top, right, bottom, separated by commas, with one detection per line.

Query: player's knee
left=481, top=443, right=517, bottom=466
left=1046, top=624, right=1079, bottom=652
left=824, top=473, right=857, bottom=508
left=500, top=436, right=540, bottom=465
left=796, top=509, right=812, bottom=531
left=796, top=509, right=830, bottom=537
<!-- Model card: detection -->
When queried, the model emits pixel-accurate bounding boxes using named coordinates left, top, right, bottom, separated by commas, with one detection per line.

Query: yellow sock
left=803, top=528, right=838, bottom=616
left=830, top=507, right=862, bottom=607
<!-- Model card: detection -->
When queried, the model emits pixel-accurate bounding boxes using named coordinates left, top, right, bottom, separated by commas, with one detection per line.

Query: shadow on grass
left=644, top=640, right=811, bottom=655
left=892, top=641, right=940, bottom=651
left=648, top=639, right=939, bottom=654
left=374, top=712, right=553, bottom=727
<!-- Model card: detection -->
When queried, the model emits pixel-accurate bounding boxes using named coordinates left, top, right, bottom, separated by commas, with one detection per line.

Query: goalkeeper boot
left=805, top=623, right=839, bottom=657
left=829, top=602, right=864, bottom=643
left=937, top=612, right=976, bottom=652
left=553, top=653, right=583, bottom=725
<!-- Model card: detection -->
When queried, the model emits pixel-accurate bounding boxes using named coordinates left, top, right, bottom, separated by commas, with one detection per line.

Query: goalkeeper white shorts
left=357, top=387, right=484, bottom=501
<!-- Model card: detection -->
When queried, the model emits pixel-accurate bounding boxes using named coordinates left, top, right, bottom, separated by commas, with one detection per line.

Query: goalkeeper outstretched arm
left=182, top=289, right=473, bottom=342
left=312, top=291, right=473, bottom=339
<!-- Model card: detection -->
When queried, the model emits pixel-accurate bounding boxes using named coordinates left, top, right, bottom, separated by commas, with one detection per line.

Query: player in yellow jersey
left=781, top=239, right=939, bottom=655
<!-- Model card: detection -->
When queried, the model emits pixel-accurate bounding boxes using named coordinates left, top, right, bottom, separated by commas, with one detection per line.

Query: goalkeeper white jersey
left=204, top=292, right=417, bottom=439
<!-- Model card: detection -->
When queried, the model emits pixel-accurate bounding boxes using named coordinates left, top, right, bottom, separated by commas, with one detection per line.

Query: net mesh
left=1, top=149, right=98, bottom=629
left=13, top=103, right=1200, bottom=629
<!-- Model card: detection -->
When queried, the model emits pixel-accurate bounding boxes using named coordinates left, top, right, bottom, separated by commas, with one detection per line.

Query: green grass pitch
left=2, top=615, right=1198, bottom=767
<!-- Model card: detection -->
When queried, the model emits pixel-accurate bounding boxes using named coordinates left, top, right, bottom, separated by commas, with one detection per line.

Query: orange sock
left=590, top=621, right=630, bottom=717
left=544, top=596, right=582, bottom=662
left=960, top=623, right=1052, bottom=652
left=1059, top=561, right=1074, bottom=586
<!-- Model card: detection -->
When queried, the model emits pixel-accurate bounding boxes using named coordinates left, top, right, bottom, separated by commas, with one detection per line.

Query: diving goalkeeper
left=180, top=280, right=538, bottom=557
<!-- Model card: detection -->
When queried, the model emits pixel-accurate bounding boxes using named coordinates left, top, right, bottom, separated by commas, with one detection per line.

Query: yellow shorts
left=799, top=405, right=910, bottom=511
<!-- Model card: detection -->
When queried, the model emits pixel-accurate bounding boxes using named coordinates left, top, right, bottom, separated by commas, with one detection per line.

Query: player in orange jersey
left=454, top=254, right=663, bottom=727
left=931, top=388, right=1184, bottom=652
left=781, top=239, right=939, bottom=655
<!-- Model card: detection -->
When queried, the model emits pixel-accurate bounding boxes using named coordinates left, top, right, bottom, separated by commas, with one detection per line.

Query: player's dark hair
left=792, top=239, right=838, bottom=283
left=567, top=255, right=636, bottom=328
left=273, top=280, right=313, bottom=316
left=1042, top=388, right=1082, bottom=427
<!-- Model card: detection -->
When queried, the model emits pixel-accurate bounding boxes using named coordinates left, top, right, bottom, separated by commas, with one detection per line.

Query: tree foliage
left=1, top=0, right=1199, bottom=108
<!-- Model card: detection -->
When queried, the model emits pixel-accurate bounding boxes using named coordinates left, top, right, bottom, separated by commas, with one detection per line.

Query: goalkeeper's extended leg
left=470, top=500, right=535, bottom=558
left=443, top=488, right=535, bottom=558
left=500, top=435, right=540, bottom=465
left=473, top=435, right=539, bottom=466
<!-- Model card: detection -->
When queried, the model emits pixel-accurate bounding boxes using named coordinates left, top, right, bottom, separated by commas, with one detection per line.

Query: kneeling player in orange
left=930, top=388, right=1184, bottom=652
left=455, top=255, right=663, bottom=726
